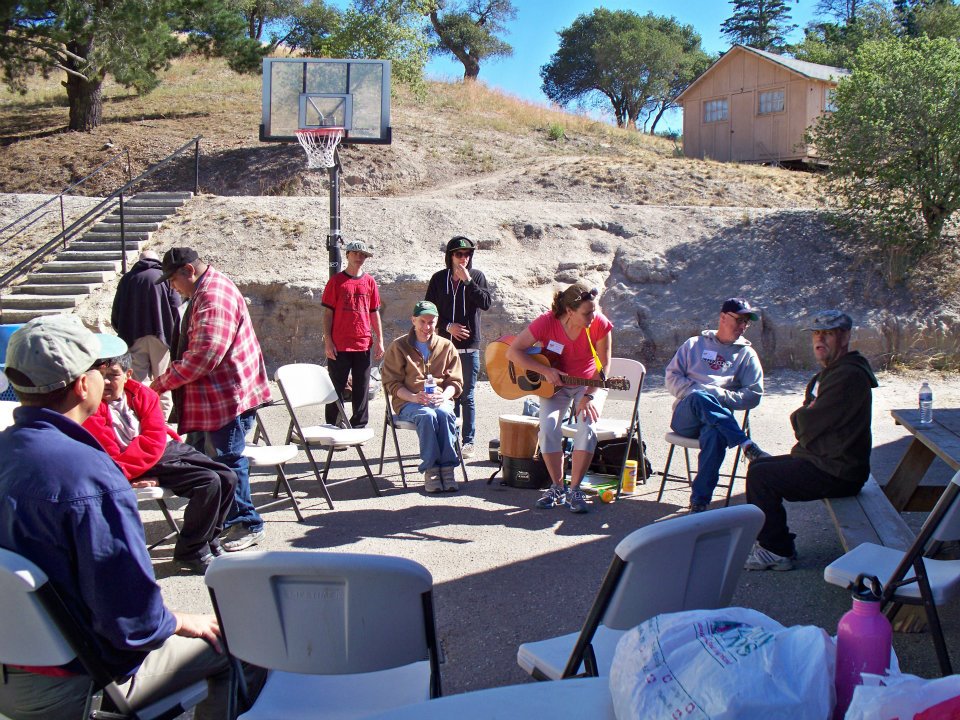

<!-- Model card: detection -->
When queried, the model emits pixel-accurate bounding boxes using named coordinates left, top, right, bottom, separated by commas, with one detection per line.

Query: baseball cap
left=804, top=310, right=853, bottom=332
left=721, top=297, right=759, bottom=322
left=4, top=315, right=128, bottom=394
left=413, top=300, right=439, bottom=317
left=344, top=240, right=373, bottom=257
left=445, top=236, right=476, bottom=254
left=156, top=247, right=199, bottom=284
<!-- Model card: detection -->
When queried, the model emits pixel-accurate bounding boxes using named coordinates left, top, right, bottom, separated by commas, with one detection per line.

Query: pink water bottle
left=834, top=574, right=892, bottom=720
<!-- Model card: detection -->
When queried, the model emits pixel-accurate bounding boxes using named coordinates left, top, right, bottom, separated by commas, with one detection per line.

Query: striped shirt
left=152, top=266, right=271, bottom=431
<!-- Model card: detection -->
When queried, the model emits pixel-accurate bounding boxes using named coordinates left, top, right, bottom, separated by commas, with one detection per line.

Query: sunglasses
left=574, top=288, right=599, bottom=303
left=452, top=251, right=473, bottom=258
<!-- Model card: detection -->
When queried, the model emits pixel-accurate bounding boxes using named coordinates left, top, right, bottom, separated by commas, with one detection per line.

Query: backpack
left=589, top=438, right=653, bottom=481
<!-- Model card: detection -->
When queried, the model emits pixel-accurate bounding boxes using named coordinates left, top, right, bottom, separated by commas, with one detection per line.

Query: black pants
left=325, top=349, right=372, bottom=428
left=148, top=443, right=238, bottom=559
left=746, top=454, right=864, bottom=557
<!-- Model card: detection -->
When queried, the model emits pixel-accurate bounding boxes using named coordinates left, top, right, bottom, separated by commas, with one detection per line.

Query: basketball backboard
left=261, top=58, right=391, bottom=144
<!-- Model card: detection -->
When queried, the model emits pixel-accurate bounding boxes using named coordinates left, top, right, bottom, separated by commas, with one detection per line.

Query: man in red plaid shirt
left=152, top=248, right=271, bottom=552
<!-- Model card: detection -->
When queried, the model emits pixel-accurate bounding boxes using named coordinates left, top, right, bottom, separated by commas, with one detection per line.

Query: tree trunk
left=649, top=104, right=668, bottom=135
left=463, top=56, right=480, bottom=80
left=65, top=73, right=104, bottom=131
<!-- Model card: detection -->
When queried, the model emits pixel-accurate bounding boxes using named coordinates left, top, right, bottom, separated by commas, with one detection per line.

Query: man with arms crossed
left=666, top=297, right=767, bottom=513
left=0, top=316, right=239, bottom=720
left=745, top=310, right=878, bottom=571
left=321, top=240, right=384, bottom=428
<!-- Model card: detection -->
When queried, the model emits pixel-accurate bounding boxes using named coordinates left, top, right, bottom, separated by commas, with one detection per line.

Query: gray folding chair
left=0, top=547, right=207, bottom=719
left=517, top=504, right=764, bottom=680
left=378, top=404, right=469, bottom=488
left=206, top=551, right=442, bottom=719
left=242, top=406, right=304, bottom=521
left=657, top=409, right=752, bottom=507
left=825, top=470, right=960, bottom=676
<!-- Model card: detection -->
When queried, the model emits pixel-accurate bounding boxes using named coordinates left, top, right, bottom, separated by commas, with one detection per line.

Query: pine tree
left=720, top=0, right=797, bottom=51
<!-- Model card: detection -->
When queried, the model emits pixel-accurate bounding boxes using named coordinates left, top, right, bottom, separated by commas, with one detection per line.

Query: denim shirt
left=0, top=407, right=176, bottom=677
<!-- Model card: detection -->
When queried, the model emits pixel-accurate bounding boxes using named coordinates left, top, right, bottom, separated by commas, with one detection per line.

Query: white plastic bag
left=609, top=607, right=835, bottom=720
left=844, top=672, right=960, bottom=719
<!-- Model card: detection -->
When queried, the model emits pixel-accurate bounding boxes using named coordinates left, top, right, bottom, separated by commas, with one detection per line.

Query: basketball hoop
left=295, top=127, right=345, bottom=169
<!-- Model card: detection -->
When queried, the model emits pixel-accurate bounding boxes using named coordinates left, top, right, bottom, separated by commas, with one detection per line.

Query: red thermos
left=834, top=574, right=892, bottom=720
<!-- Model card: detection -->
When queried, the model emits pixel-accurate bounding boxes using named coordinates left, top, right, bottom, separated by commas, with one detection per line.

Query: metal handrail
left=0, top=136, right=201, bottom=292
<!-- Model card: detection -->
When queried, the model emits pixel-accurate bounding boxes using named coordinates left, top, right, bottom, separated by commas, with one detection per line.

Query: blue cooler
left=0, top=323, right=24, bottom=401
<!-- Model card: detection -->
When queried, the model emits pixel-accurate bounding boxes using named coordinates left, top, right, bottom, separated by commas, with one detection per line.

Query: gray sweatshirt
left=665, top=330, right=763, bottom=411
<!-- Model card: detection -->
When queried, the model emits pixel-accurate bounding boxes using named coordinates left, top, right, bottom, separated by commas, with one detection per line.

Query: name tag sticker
left=546, top=340, right=565, bottom=354
left=702, top=350, right=718, bottom=361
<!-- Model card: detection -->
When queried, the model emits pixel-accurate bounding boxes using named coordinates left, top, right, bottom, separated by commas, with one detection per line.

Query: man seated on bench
left=745, top=310, right=879, bottom=571
left=381, top=300, right=463, bottom=494
left=83, top=352, right=237, bottom=573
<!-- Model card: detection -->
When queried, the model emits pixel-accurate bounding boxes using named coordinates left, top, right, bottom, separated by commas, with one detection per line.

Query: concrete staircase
left=0, top=192, right=193, bottom=324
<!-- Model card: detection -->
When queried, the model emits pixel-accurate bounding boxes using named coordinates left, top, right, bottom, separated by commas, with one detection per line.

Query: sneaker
left=222, top=525, right=266, bottom=553
left=461, top=443, right=475, bottom=459
left=742, top=442, right=770, bottom=463
left=440, top=466, right=458, bottom=492
left=174, top=551, right=214, bottom=574
left=536, top=485, right=566, bottom=509
left=424, top=468, right=443, bottom=494
left=744, top=542, right=796, bottom=571
left=689, top=501, right=709, bottom=514
left=566, top=488, right=589, bottom=514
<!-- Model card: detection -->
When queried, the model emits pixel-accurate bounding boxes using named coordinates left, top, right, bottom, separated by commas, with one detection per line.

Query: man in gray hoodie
left=665, top=298, right=767, bottom=513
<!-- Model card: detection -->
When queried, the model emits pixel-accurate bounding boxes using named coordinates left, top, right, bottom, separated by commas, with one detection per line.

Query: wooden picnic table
left=885, top=408, right=960, bottom=512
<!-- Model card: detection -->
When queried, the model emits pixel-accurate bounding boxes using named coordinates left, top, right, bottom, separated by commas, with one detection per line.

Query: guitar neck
left=559, top=374, right=607, bottom=390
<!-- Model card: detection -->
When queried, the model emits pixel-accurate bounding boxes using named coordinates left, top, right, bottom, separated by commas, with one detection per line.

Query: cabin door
left=731, top=91, right=754, bottom=162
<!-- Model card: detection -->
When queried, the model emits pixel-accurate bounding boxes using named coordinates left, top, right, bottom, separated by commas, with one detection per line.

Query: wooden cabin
left=676, top=45, right=849, bottom=164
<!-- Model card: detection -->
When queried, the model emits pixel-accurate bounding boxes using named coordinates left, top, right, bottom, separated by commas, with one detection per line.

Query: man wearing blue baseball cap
left=744, top=310, right=878, bottom=571
left=0, top=315, right=247, bottom=719
left=665, top=297, right=768, bottom=513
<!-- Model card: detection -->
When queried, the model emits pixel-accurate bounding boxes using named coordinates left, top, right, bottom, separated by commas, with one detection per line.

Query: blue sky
left=425, top=0, right=819, bottom=133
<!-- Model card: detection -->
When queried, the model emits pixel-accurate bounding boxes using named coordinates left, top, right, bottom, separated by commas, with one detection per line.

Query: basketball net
left=295, top=127, right=344, bottom=169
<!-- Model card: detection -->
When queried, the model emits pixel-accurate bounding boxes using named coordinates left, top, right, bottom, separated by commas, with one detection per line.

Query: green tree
left=541, top=9, right=707, bottom=131
left=427, top=0, right=515, bottom=80
left=792, top=1, right=898, bottom=67
left=720, top=0, right=797, bottom=52
left=808, top=36, right=960, bottom=280
left=0, top=0, right=180, bottom=130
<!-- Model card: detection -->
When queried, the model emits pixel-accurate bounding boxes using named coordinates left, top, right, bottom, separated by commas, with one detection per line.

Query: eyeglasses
left=725, top=313, right=751, bottom=327
left=452, top=251, right=472, bottom=258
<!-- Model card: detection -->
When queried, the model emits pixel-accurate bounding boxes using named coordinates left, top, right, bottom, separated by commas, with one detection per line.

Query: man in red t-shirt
left=321, top=240, right=385, bottom=427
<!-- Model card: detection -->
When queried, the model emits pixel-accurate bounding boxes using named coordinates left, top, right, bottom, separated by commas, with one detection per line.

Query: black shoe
left=175, top=552, right=214, bottom=574
left=690, top=501, right=709, bottom=514
left=743, top=442, right=770, bottom=463
left=209, top=541, right=224, bottom=557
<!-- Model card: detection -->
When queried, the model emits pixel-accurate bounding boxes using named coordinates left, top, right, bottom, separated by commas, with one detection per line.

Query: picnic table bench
left=823, top=475, right=914, bottom=553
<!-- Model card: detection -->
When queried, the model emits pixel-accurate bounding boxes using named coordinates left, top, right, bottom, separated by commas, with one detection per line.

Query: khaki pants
left=0, top=635, right=251, bottom=720
left=129, top=335, right=173, bottom=420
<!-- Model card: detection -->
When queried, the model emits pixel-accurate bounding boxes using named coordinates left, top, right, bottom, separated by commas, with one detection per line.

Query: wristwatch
left=584, top=394, right=595, bottom=401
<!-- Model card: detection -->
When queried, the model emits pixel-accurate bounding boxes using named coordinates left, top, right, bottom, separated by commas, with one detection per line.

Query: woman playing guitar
left=505, top=282, right=612, bottom=514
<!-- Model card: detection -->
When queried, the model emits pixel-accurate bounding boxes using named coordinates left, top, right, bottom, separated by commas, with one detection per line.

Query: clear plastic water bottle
left=919, top=381, right=933, bottom=424
left=833, top=574, right=892, bottom=720
left=424, top=374, right=436, bottom=398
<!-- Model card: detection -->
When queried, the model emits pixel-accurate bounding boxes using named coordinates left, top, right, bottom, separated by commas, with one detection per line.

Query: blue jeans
left=398, top=400, right=460, bottom=473
left=671, top=391, right=749, bottom=504
left=455, top=351, right=479, bottom=445
left=206, top=410, right=263, bottom=531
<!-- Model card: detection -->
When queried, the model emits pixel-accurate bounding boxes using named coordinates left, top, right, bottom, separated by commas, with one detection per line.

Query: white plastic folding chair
left=561, top=358, right=646, bottom=497
left=135, top=486, right=182, bottom=551
left=378, top=404, right=469, bottom=488
left=242, top=406, right=304, bottom=521
left=205, top=551, right=442, bottom=720
left=0, top=399, right=18, bottom=430
left=825, top=470, right=960, bottom=676
left=657, top=408, right=752, bottom=507
left=516, top=504, right=764, bottom=680
left=0, top=547, right=207, bottom=720
left=275, top=363, right=380, bottom=510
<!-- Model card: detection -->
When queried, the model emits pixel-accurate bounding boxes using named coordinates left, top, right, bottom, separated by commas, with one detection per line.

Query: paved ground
left=146, top=369, right=960, bottom=696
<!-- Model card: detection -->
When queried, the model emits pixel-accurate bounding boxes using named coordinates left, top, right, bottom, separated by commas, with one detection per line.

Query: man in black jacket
left=744, top=310, right=879, bottom=571
left=425, top=236, right=492, bottom=458
left=111, top=250, right=181, bottom=418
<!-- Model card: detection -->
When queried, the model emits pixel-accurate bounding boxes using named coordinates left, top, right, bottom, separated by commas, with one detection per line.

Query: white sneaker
left=423, top=468, right=443, bottom=494
left=461, top=443, right=475, bottom=459
left=744, top=542, right=796, bottom=571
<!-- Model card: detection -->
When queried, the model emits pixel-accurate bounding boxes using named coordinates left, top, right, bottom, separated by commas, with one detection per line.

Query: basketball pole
left=326, top=147, right=342, bottom=278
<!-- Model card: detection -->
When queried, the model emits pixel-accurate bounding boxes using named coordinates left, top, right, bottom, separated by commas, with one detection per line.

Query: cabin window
left=758, top=89, right=785, bottom=115
left=703, top=99, right=728, bottom=123
left=824, top=88, right=837, bottom=112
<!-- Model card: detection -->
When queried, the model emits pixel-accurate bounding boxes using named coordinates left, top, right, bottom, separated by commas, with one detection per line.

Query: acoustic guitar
left=485, top=335, right=630, bottom=400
